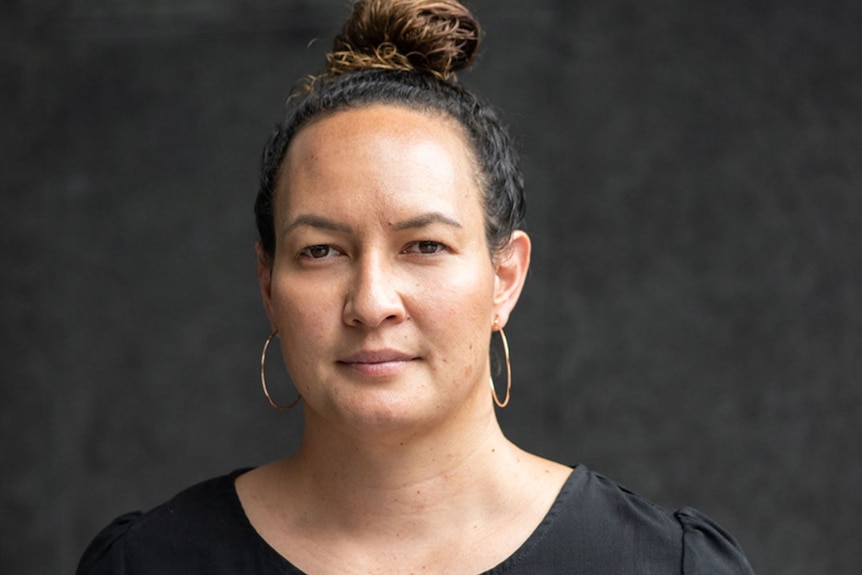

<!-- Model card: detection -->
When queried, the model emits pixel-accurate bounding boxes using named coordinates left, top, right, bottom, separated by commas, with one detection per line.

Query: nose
left=342, top=252, right=407, bottom=328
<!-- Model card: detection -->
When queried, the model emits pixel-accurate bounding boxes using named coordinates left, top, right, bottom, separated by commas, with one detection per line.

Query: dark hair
left=255, top=0, right=525, bottom=259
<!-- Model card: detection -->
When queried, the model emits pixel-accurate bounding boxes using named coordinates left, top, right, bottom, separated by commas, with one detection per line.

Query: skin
left=240, top=105, right=572, bottom=574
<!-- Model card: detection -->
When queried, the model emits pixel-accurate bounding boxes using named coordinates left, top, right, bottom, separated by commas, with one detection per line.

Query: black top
left=77, top=465, right=754, bottom=574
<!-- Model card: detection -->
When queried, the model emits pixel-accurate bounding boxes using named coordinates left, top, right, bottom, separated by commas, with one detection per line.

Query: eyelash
left=403, top=241, right=447, bottom=255
left=297, top=241, right=448, bottom=261
left=299, top=245, right=341, bottom=260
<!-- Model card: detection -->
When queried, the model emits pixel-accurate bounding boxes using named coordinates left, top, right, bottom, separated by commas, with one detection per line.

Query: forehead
left=276, top=104, right=481, bottom=214
left=286, top=104, right=473, bottom=170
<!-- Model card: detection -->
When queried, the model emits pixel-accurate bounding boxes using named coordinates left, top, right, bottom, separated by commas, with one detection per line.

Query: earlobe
left=256, top=242, right=277, bottom=330
left=492, top=231, right=531, bottom=327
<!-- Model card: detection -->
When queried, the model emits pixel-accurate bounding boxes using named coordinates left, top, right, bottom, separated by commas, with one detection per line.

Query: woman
left=78, top=1, right=754, bottom=573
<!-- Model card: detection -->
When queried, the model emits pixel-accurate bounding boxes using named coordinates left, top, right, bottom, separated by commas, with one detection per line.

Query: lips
left=337, top=349, right=418, bottom=377
left=340, top=349, right=415, bottom=363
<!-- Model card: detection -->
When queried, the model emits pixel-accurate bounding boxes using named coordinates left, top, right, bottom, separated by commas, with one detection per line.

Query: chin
left=323, top=391, right=446, bottom=439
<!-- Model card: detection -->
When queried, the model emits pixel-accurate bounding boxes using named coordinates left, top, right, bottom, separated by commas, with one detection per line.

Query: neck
left=237, top=394, right=573, bottom=574
left=281, top=399, right=522, bottom=537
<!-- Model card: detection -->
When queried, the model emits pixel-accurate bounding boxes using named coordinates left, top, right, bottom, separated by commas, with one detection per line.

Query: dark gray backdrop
left=3, top=0, right=860, bottom=573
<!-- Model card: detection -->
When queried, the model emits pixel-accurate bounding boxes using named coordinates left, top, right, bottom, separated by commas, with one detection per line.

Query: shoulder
left=674, top=507, right=755, bottom=574
left=76, top=469, right=287, bottom=575
left=504, top=465, right=754, bottom=574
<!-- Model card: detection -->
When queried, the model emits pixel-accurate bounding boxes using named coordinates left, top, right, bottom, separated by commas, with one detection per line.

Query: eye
left=299, top=245, right=338, bottom=259
left=404, top=241, right=447, bottom=255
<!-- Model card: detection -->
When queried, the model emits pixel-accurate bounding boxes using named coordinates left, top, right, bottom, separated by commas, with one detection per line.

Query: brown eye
left=418, top=241, right=443, bottom=254
left=405, top=241, right=446, bottom=255
left=301, top=245, right=334, bottom=259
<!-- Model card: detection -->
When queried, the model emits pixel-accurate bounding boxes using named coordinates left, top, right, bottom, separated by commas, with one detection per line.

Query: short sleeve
left=676, top=507, right=755, bottom=575
left=76, top=512, right=142, bottom=575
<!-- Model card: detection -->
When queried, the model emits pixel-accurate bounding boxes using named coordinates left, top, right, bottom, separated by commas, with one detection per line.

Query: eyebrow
left=390, top=212, right=463, bottom=231
left=283, top=212, right=463, bottom=234
left=283, top=214, right=353, bottom=234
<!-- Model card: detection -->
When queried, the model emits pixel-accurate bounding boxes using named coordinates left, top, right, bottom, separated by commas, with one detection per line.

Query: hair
left=255, top=0, right=525, bottom=259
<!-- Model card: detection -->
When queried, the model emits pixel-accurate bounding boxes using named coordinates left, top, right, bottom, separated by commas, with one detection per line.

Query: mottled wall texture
left=3, top=0, right=860, bottom=573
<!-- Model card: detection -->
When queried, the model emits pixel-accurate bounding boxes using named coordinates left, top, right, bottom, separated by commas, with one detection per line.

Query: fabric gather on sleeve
left=76, top=511, right=142, bottom=575
left=675, top=507, right=755, bottom=575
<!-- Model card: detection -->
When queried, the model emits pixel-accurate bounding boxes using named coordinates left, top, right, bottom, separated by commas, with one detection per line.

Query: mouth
left=336, top=349, right=418, bottom=377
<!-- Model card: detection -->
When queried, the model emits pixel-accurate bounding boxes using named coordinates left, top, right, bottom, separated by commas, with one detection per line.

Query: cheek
left=425, top=262, right=495, bottom=319
left=412, top=262, right=495, bottom=358
left=270, top=276, right=338, bottom=364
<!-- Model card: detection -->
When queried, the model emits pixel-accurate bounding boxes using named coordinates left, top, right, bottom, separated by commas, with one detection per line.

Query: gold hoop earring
left=489, top=319, right=511, bottom=408
left=260, top=330, right=301, bottom=410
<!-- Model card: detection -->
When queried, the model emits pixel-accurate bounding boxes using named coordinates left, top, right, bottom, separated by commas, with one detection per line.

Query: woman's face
left=258, top=104, right=529, bottom=438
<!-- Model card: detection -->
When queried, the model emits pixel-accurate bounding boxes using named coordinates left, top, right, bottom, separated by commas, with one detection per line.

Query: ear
left=256, top=242, right=278, bottom=333
left=492, top=230, right=531, bottom=328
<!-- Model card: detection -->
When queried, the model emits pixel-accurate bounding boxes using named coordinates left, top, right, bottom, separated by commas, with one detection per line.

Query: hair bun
left=326, top=0, right=481, bottom=82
